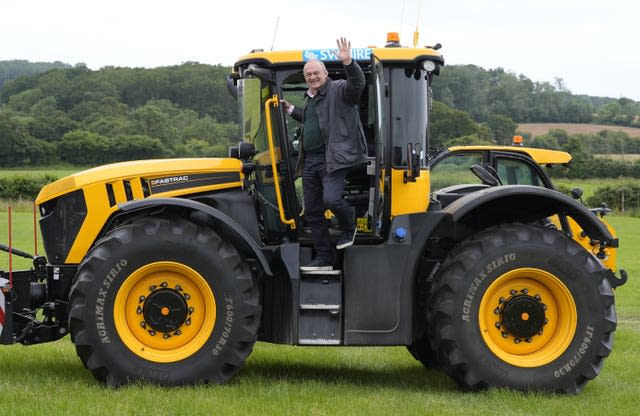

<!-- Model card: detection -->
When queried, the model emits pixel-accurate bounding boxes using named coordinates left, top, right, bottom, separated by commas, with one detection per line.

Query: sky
left=2, top=0, right=639, bottom=100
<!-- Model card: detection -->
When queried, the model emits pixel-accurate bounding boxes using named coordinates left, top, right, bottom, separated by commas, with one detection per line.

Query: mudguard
left=443, top=185, right=616, bottom=246
left=118, top=198, right=273, bottom=276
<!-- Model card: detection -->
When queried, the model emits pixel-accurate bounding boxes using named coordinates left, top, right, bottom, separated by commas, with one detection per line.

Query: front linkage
left=0, top=243, right=75, bottom=345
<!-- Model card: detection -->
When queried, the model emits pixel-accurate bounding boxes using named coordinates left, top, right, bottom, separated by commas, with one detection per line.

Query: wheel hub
left=497, top=289, right=547, bottom=342
left=137, top=283, right=194, bottom=338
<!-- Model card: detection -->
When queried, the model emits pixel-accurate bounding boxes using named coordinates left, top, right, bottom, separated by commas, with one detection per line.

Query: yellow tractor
left=0, top=35, right=627, bottom=392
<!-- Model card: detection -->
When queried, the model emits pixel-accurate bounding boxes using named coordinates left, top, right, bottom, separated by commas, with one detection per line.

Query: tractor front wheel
left=68, top=215, right=260, bottom=386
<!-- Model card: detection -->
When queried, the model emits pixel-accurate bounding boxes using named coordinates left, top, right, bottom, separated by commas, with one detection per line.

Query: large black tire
left=427, top=224, right=616, bottom=393
left=68, top=215, right=260, bottom=386
left=407, top=273, right=438, bottom=368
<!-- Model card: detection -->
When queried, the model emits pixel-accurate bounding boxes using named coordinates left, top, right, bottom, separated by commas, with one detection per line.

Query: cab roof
left=447, top=145, right=572, bottom=165
left=233, top=46, right=444, bottom=70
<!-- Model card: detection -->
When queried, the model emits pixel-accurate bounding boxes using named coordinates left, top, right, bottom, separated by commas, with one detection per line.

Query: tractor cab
left=228, top=39, right=444, bottom=248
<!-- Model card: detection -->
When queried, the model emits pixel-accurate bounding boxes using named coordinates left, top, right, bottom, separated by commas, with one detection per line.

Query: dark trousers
left=302, top=154, right=354, bottom=261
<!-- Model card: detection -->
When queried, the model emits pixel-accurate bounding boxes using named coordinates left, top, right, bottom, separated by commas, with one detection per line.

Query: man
left=283, top=37, right=367, bottom=272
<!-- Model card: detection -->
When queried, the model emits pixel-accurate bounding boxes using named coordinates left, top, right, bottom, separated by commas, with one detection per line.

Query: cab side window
left=495, top=157, right=541, bottom=186
left=431, top=152, right=484, bottom=192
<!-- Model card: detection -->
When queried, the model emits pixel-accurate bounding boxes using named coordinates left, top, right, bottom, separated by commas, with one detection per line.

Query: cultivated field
left=594, top=154, right=640, bottom=161
left=518, top=123, right=640, bottom=138
left=0, top=213, right=638, bottom=416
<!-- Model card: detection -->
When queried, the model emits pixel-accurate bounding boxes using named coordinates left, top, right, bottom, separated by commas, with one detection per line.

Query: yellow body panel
left=37, top=158, right=244, bottom=264
left=549, top=215, right=618, bottom=271
left=36, top=158, right=243, bottom=203
left=391, top=169, right=430, bottom=216
left=448, top=146, right=572, bottom=165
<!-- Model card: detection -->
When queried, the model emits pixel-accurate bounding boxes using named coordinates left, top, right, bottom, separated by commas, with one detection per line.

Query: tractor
left=0, top=34, right=628, bottom=393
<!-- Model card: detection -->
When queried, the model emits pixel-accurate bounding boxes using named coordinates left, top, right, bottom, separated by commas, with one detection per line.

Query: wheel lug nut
left=510, top=289, right=517, bottom=295
left=185, top=319, right=191, bottom=325
left=535, top=294, right=541, bottom=301
left=149, top=330, right=156, bottom=336
left=140, top=321, right=146, bottom=328
left=136, top=306, right=143, bottom=314
left=163, top=333, right=170, bottom=339
left=499, top=297, right=505, bottom=304
left=174, top=330, right=181, bottom=336
left=514, top=338, right=521, bottom=344
left=160, top=281, right=168, bottom=288
left=502, top=332, right=509, bottom=338
left=495, top=322, right=501, bottom=329
left=188, top=307, right=194, bottom=314
left=184, top=293, right=191, bottom=300
left=175, top=285, right=182, bottom=291
left=525, top=338, right=532, bottom=343
left=139, top=295, right=145, bottom=302
left=522, top=289, right=528, bottom=294
left=494, top=307, right=500, bottom=314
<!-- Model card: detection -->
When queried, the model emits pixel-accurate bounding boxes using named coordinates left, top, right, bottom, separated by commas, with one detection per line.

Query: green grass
left=0, top=216, right=638, bottom=415
left=0, top=166, right=87, bottom=179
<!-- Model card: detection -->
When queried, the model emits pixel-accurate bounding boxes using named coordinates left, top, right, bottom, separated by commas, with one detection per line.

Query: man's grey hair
left=303, top=59, right=328, bottom=73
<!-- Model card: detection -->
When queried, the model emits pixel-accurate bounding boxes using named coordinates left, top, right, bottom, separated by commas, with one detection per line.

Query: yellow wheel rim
left=478, top=268, right=577, bottom=367
left=114, top=261, right=216, bottom=363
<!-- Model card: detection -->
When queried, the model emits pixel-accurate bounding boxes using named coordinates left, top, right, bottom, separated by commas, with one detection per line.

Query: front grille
left=39, top=189, right=87, bottom=263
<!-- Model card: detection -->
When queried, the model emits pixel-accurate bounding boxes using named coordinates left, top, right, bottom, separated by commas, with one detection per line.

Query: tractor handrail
left=264, top=95, right=296, bottom=229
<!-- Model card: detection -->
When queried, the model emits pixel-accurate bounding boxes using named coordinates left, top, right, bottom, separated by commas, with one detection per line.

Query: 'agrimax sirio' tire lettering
left=68, top=215, right=260, bottom=386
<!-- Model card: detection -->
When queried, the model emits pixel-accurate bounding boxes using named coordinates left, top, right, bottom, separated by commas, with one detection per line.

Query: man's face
left=303, top=61, right=328, bottom=93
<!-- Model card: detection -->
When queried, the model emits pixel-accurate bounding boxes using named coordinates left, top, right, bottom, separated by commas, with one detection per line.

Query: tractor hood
left=36, top=158, right=243, bottom=204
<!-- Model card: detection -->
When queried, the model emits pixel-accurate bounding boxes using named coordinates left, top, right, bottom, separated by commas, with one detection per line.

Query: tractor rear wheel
left=427, top=224, right=616, bottom=393
left=68, top=215, right=260, bottom=386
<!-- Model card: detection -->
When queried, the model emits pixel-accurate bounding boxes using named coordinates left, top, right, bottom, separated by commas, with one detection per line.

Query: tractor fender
left=118, top=197, right=272, bottom=276
left=442, top=185, right=616, bottom=246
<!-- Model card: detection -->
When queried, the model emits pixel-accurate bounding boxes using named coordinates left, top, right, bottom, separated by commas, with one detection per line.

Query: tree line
left=1, top=60, right=639, bottom=175
left=432, top=65, right=640, bottom=127
left=0, top=60, right=70, bottom=90
left=0, top=62, right=238, bottom=166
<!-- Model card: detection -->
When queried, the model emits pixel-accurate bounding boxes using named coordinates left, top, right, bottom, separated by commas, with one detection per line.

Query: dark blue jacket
left=292, top=61, right=367, bottom=174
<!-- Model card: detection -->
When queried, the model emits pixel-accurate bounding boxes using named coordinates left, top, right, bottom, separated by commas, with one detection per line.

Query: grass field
left=518, top=123, right=640, bottom=138
left=0, top=166, right=87, bottom=179
left=0, top=213, right=638, bottom=415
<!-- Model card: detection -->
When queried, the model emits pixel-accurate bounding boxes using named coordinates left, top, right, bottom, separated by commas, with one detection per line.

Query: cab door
left=367, top=54, right=388, bottom=238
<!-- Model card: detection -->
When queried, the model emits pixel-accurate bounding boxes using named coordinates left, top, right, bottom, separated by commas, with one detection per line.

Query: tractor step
left=299, top=269, right=342, bottom=345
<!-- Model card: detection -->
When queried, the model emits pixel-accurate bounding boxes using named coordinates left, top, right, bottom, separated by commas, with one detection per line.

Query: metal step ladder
left=298, top=269, right=342, bottom=345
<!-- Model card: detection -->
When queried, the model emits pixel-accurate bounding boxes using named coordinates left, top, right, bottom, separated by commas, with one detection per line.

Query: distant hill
left=0, top=60, right=71, bottom=89
left=518, top=123, right=640, bottom=138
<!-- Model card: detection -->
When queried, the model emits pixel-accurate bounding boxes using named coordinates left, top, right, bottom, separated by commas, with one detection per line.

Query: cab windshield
left=390, top=66, right=429, bottom=168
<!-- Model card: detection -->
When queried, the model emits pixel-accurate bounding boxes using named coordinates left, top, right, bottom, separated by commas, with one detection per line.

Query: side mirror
left=570, top=188, right=584, bottom=200
left=469, top=164, right=500, bottom=186
left=229, top=141, right=256, bottom=161
left=226, top=73, right=238, bottom=99
left=238, top=141, right=256, bottom=160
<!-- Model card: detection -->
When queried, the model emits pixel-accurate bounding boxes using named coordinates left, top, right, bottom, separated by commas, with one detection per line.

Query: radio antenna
left=270, top=16, right=280, bottom=51
left=399, top=0, right=406, bottom=33
left=413, top=1, right=422, bottom=47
